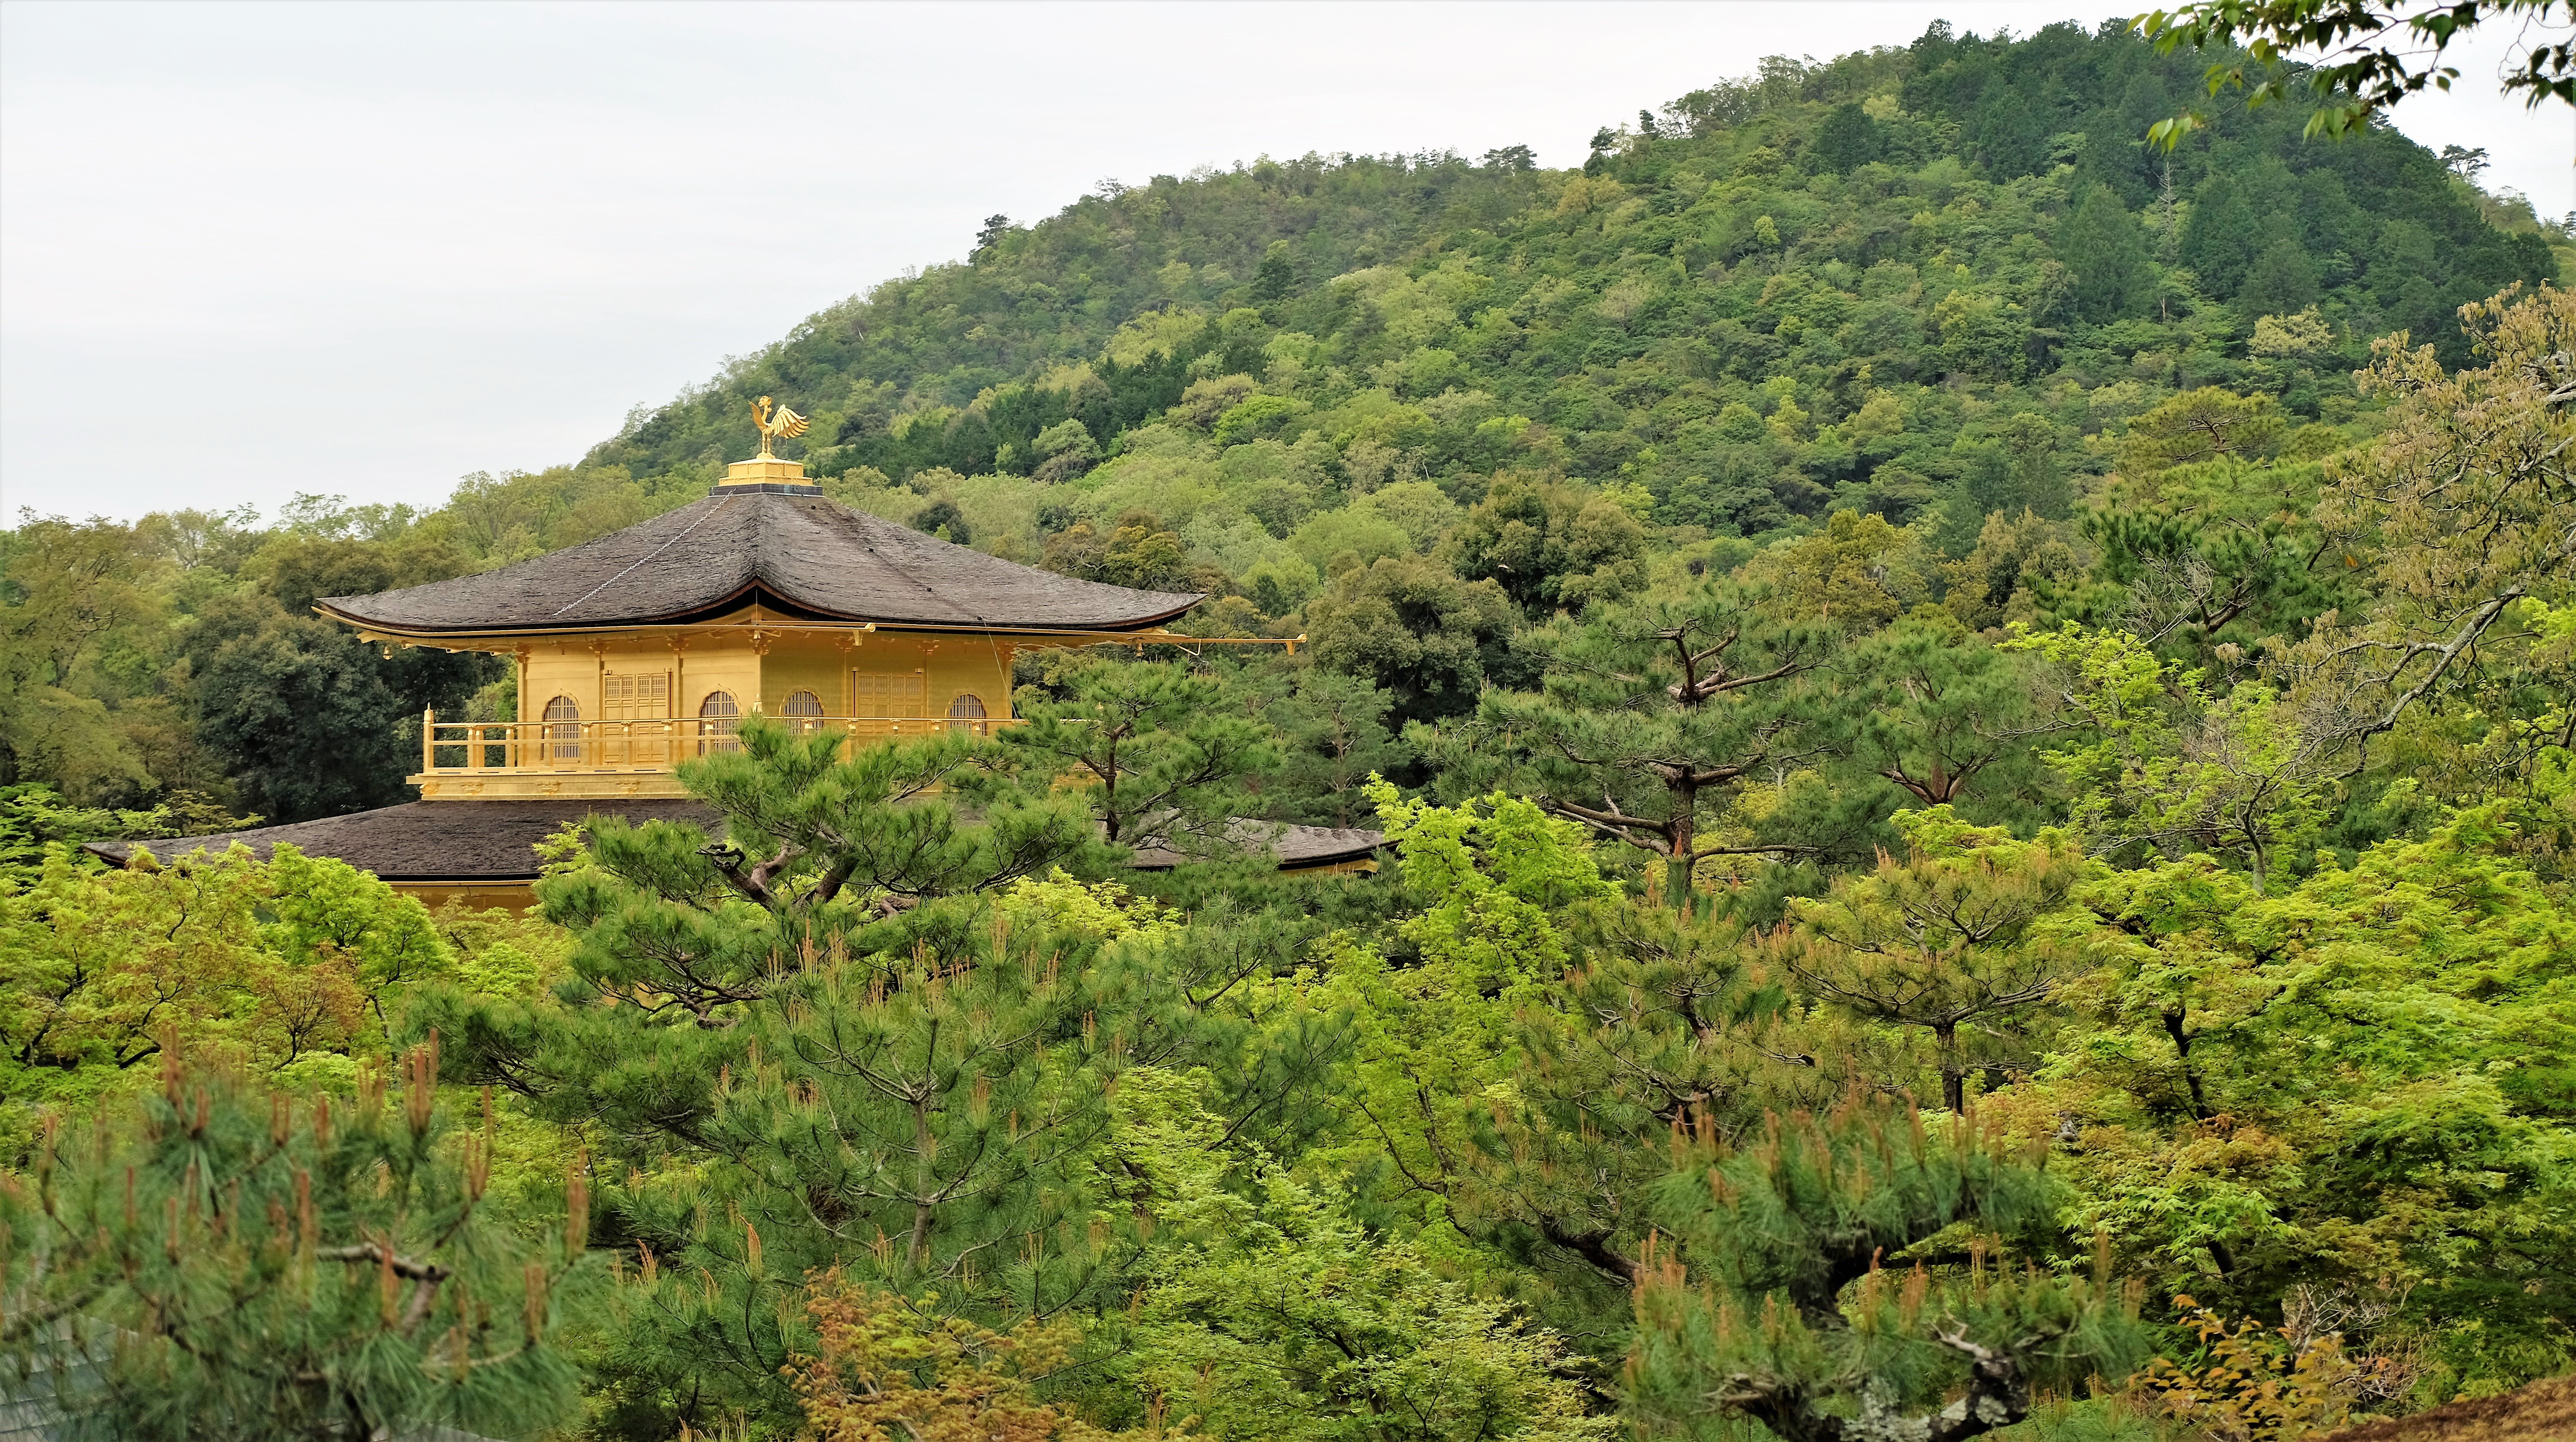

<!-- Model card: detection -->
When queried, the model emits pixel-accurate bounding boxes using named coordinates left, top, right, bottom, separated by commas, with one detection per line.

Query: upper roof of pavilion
left=316, top=484, right=1202, bottom=637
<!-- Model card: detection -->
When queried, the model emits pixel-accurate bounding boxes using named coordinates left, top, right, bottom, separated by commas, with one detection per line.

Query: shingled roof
left=1129, top=821, right=1385, bottom=872
left=315, top=486, right=1202, bottom=634
left=83, top=800, right=725, bottom=881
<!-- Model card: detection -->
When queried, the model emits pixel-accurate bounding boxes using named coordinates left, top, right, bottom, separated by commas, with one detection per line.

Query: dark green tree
left=2060, top=183, right=2155, bottom=322
left=2180, top=173, right=2258, bottom=296
left=424, top=723, right=1254, bottom=1428
left=190, top=607, right=489, bottom=822
left=973, top=213, right=1012, bottom=257
left=1440, top=476, right=1647, bottom=619
left=1773, top=807, right=2091, bottom=1111
left=1250, top=666, right=1412, bottom=828
left=2084, top=467, right=2358, bottom=660
left=1810, top=102, right=1882, bottom=173
left=1837, top=613, right=2050, bottom=822
left=1456, top=898, right=1835, bottom=1296
left=1250, top=240, right=1297, bottom=303
left=2236, top=234, right=2321, bottom=315
left=1304, top=555, right=1520, bottom=727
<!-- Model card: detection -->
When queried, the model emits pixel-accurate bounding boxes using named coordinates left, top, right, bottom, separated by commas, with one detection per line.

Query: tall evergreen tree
left=1810, top=102, right=1881, bottom=174
left=2061, top=183, right=2155, bottom=322
left=1005, top=658, right=1279, bottom=854
left=1835, top=613, right=2050, bottom=822
left=2237, top=235, right=2321, bottom=316
left=2180, top=173, right=2258, bottom=296
left=1772, top=807, right=2090, bottom=1111
left=424, top=722, right=1270, bottom=1427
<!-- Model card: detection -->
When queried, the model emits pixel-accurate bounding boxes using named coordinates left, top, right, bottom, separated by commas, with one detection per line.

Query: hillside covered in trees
left=4, top=18, right=2573, bottom=1442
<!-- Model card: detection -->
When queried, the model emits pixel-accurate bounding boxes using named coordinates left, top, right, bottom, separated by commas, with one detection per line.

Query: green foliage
left=2007, top=625, right=2333, bottom=889
left=1246, top=667, right=1413, bottom=828
left=1836, top=612, right=2053, bottom=824
left=2062, top=185, right=2157, bottom=325
left=0, top=783, right=257, bottom=881
left=1443, top=477, right=1647, bottom=619
left=1368, top=778, right=1614, bottom=990
left=421, top=725, right=1318, bottom=1429
left=0, top=841, right=455, bottom=1160
left=1465, top=580, right=1831, bottom=905
left=1107, top=1068, right=1614, bottom=1442
left=1306, top=556, right=1519, bottom=727
left=2133, top=0, right=2575, bottom=143
left=2039, top=779, right=2576, bottom=1401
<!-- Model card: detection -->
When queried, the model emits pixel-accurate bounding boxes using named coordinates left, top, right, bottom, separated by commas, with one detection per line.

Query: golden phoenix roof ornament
left=750, top=395, right=808, bottom=459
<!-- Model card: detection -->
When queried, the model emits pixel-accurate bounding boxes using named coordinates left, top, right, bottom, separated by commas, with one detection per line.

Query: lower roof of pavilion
left=79, top=801, right=1384, bottom=881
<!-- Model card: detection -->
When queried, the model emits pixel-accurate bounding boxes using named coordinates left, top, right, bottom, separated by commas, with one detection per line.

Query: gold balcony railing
left=419, top=712, right=1012, bottom=776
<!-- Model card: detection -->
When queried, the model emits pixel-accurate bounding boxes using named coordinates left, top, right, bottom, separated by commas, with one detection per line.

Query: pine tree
left=0, top=1046, right=591, bottom=1442
left=1836, top=612, right=2048, bottom=820
left=422, top=721, right=1235, bottom=1425
left=1810, top=102, right=1881, bottom=174
left=425, top=719, right=1333, bottom=1429
left=1460, top=583, right=1831, bottom=909
left=1005, top=658, right=1279, bottom=855
left=1458, top=896, right=1845, bottom=1292
left=1771, top=807, right=2090, bottom=1111
left=1249, top=240, right=1297, bottom=303
left=1627, top=1095, right=2148, bottom=1442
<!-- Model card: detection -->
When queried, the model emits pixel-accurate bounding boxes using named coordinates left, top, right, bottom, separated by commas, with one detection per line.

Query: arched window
left=698, top=690, right=741, bottom=753
left=542, top=695, right=581, bottom=762
left=946, top=692, right=987, bottom=735
left=782, top=689, right=825, bottom=734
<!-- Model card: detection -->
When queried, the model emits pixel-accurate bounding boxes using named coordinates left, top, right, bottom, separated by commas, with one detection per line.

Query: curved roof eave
left=313, top=586, right=1206, bottom=638
left=306, top=489, right=1207, bottom=635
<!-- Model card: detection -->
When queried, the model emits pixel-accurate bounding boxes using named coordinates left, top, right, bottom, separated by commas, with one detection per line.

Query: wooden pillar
left=668, top=633, right=688, bottom=760
left=592, top=639, right=609, bottom=768
left=516, top=645, right=533, bottom=768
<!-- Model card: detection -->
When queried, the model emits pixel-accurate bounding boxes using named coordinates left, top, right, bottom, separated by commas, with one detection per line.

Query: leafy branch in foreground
left=2134, top=0, right=2575, bottom=144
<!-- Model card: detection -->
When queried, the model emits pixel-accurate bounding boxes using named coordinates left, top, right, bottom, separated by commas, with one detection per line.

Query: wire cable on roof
left=551, top=496, right=735, bottom=619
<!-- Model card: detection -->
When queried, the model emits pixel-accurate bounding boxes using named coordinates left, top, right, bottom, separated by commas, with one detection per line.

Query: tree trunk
left=1937, top=1021, right=1965, bottom=1112
left=1665, top=774, right=1696, bottom=913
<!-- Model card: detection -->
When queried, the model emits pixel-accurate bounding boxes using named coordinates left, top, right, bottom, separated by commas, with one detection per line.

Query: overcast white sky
left=3, top=1, right=2565, bottom=523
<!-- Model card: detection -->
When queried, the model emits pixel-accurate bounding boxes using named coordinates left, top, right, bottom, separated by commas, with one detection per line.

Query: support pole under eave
left=422, top=708, right=434, bottom=774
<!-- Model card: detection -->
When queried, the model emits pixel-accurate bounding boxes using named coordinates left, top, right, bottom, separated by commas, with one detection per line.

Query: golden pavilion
left=94, top=435, right=1379, bottom=907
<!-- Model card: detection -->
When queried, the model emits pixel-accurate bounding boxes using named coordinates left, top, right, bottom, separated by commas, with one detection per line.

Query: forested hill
left=583, top=17, right=2554, bottom=534
left=2, top=18, right=2564, bottom=826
